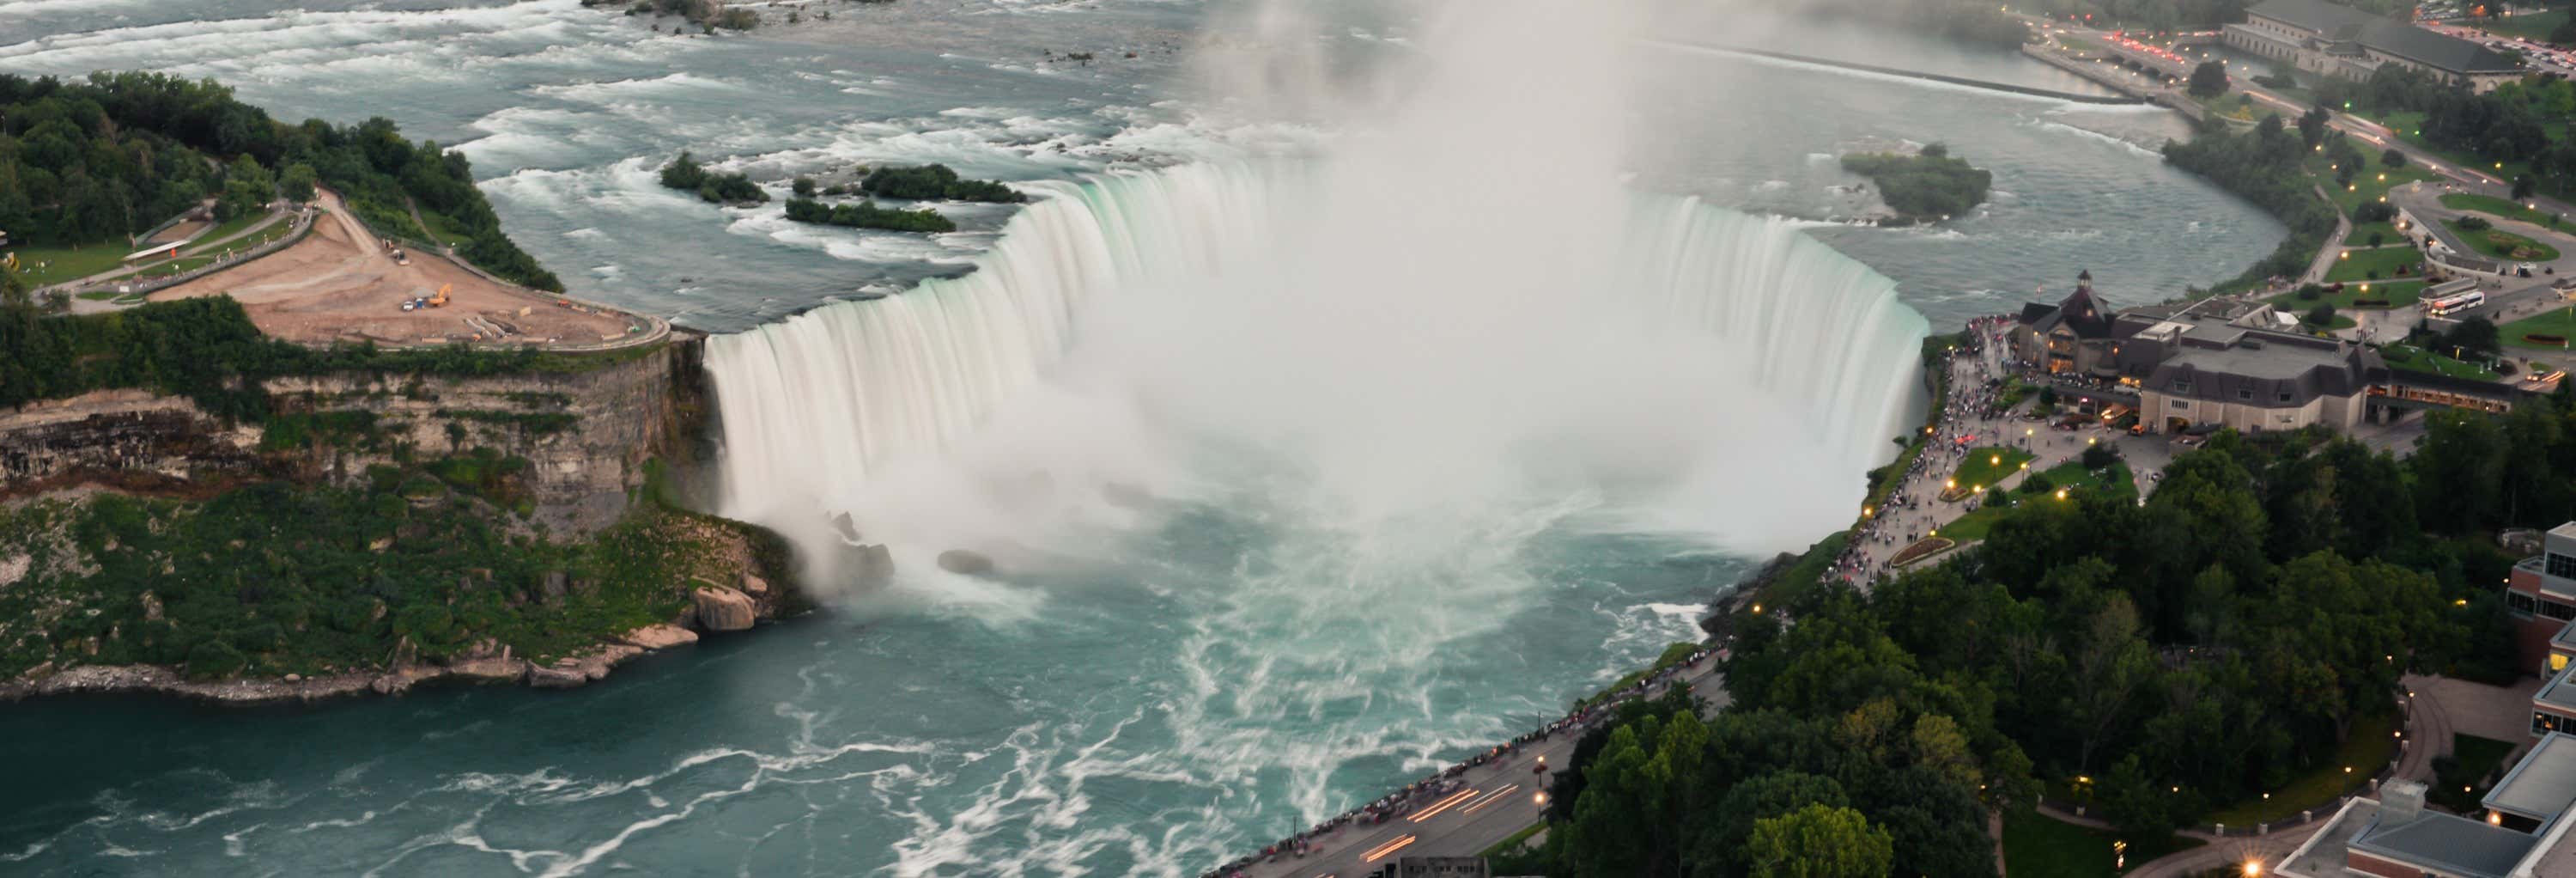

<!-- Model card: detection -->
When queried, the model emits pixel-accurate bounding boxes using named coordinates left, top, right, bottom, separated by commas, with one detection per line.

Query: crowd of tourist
left=1823, top=314, right=2017, bottom=588
left=1197, top=646, right=1722, bottom=877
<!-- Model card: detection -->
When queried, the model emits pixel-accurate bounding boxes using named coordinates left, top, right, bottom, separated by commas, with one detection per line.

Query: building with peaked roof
left=2008, top=274, right=2386, bottom=433
left=2009, top=270, right=2123, bottom=375
left=2225, top=0, right=2524, bottom=93
left=2279, top=735, right=2576, bottom=878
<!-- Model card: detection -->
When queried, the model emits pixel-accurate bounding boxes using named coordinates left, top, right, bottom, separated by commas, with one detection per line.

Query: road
left=1224, top=657, right=1727, bottom=878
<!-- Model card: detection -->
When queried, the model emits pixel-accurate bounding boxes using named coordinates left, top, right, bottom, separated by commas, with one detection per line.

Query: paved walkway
left=2303, top=186, right=2354, bottom=285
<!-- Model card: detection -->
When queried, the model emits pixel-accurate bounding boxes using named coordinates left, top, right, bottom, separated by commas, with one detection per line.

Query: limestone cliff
left=0, top=338, right=708, bottom=537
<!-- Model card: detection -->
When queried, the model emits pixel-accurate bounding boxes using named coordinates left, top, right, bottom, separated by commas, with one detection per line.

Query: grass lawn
left=2447, top=219, right=2564, bottom=262
left=2383, top=344, right=2506, bottom=381
left=2313, top=148, right=2440, bottom=220
left=2323, top=245, right=2427, bottom=284
left=2503, top=307, right=2576, bottom=350
left=1938, top=460, right=2131, bottom=543
left=179, top=211, right=269, bottom=252
left=6, top=242, right=136, bottom=287
left=2348, top=221, right=2403, bottom=247
left=2206, top=710, right=2402, bottom=826
left=2002, top=808, right=2202, bottom=875
left=419, top=210, right=477, bottom=249
left=2441, top=192, right=2565, bottom=228
left=2465, top=9, right=2569, bottom=41
left=2430, top=734, right=2520, bottom=814
left=2275, top=279, right=2424, bottom=311
left=1952, top=446, right=2036, bottom=493
left=124, top=255, right=219, bottom=283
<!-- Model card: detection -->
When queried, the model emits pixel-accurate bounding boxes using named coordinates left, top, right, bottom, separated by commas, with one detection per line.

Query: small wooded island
left=1839, top=143, right=1994, bottom=224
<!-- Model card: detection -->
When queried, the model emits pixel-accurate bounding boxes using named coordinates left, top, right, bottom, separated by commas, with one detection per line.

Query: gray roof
left=2354, top=809, right=2541, bottom=878
left=2537, top=667, right=2576, bottom=714
left=2246, top=0, right=2522, bottom=75
left=2143, top=332, right=2379, bottom=407
left=2488, top=732, right=2576, bottom=821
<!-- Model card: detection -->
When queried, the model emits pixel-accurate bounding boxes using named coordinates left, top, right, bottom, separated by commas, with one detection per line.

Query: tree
left=791, top=176, right=816, bottom=198
left=2383, top=148, right=2408, bottom=168
left=1747, top=804, right=1894, bottom=878
left=2516, top=174, right=2538, bottom=200
left=2037, top=386, right=2058, bottom=409
left=2306, top=302, right=2338, bottom=327
left=2083, top=443, right=2118, bottom=470
left=278, top=162, right=317, bottom=203
left=658, top=150, right=707, bottom=191
left=2189, top=60, right=2229, bottom=99
left=2299, top=106, right=2330, bottom=148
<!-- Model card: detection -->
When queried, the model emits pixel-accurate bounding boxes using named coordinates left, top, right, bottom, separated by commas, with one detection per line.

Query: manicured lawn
left=2503, top=307, right=2576, bottom=350
left=2323, top=245, right=2427, bottom=283
left=2383, top=344, right=2506, bottom=381
left=2002, top=808, right=2202, bottom=875
left=2447, top=219, right=2564, bottom=262
left=2312, top=149, right=2439, bottom=220
left=2348, top=221, right=2403, bottom=247
left=2205, top=710, right=2402, bottom=826
left=1937, top=460, right=2131, bottom=543
left=2441, top=192, right=2565, bottom=228
left=5, top=242, right=134, bottom=287
left=2466, top=9, right=2569, bottom=41
left=2275, top=279, right=2424, bottom=311
left=1951, top=446, right=2036, bottom=493
left=180, top=211, right=268, bottom=252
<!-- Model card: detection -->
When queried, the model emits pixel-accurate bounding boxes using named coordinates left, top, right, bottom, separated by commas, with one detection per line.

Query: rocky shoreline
left=0, top=576, right=799, bottom=707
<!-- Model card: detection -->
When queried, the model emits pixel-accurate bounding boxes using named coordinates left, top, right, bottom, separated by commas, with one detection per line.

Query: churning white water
left=702, top=159, right=1929, bottom=582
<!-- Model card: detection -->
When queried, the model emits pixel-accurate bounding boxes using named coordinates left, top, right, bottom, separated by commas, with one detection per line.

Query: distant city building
left=2278, top=735, right=2576, bottom=877
left=2226, top=0, right=2524, bottom=93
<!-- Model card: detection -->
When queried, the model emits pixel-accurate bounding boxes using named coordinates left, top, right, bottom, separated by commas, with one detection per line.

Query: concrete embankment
left=1656, top=42, right=2148, bottom=106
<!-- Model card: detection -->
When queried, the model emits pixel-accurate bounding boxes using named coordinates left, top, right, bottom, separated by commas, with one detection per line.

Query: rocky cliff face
left=0, top=338, right=708, bottom=537
left=0, top=390, right=259, bottom=491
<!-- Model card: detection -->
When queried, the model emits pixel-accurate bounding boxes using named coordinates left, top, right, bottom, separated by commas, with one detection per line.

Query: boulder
left=449, top=657, right=526, bottom=683
left=855, top=543, right=896, bottom=586
left=541, top=571, right=570, bottom=602
left=739, top=573, right=769, bottom=595
left=691, top=587, right=757, bottom=632
left=623, top=624, right=699, bottom=650
left=526, top=666, right=587, bottom=688
left=140, top=592, right=163, bottom=622
left=937, top=549, right=995, bottom=576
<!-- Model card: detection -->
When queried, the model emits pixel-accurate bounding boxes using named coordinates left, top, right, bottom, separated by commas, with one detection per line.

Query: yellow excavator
left=428, top=284, right=450, bottom=308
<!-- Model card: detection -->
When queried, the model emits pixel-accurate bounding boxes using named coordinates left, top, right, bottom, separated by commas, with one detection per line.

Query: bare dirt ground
left=150, top=192, right=641, bottom=348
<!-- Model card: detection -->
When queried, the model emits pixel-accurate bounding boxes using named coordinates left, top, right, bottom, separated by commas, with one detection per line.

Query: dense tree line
left=1521, top=412, right=2561, bottom=874
left=2313, top=67, right=2576, bottom=197
left=859, top=163, right=1028, bottom=203
left=781, top=196, right=957, bottom=233
left=1798, top=0, right=2031, bottom=51
left=1840, top=144, right=1992, bottom=223
left=0, top=296, right=628, bottom=418
left=0, top=469, right=793, bottom=681
left=0, top=72, right=561, bottom=292
left=2163, top=116, right=2344, bottom=287
left=657, top=150, right=768, bottom=204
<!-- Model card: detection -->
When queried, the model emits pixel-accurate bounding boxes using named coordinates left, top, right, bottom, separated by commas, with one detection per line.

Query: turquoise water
left=0, top=3, right=2286, bottom=875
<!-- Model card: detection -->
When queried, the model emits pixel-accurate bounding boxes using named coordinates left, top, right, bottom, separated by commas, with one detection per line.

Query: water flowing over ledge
left=703, top=161, right=1929, bottom=552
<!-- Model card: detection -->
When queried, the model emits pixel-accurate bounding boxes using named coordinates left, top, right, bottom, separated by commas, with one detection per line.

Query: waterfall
left=704, top=162, right=1929, bottom=550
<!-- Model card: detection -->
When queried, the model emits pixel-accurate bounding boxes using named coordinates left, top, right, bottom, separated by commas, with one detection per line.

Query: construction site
left=147, top=191, right=653, bottom=350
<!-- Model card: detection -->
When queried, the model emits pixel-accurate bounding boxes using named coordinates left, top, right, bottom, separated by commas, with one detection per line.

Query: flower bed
left=1890, top=537, right=1957, bottom=568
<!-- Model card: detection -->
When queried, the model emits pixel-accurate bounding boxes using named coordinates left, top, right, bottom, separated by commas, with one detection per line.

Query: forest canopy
left=0, top=71, right=560, bottom=291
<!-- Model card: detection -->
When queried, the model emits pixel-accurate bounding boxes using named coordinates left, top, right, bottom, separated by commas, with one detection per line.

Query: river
left=0, top=3, right=2281, bottom=875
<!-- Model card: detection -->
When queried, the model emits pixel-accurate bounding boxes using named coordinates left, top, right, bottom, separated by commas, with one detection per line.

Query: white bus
left=2426, top=290, right=2487, bottom=317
